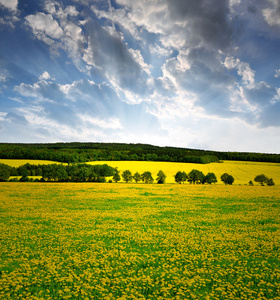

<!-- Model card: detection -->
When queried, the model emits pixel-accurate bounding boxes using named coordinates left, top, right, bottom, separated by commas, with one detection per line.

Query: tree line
left=0, top=162, right=276, bottom=185
left=111, top=169, right=167, bottom=184
left=0, top=163, right=115, bottom=182
left=249, top=174, right=275, bottom=186
left=1, top=143, right=279, bottom=164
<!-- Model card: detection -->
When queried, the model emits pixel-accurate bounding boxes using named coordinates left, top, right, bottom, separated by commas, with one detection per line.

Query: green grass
left=0, top=183, right=279, bottom=299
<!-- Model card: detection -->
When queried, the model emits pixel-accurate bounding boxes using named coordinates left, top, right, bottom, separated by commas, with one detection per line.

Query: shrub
left=9, top=178, right=19, bottom=182
left=254, top=174, right=268, bottom=186
left=19, top=176, right=29, bottom=182
left=221, top=173, right=234, bottom=185
left=266, top=178, right=275, bottom=186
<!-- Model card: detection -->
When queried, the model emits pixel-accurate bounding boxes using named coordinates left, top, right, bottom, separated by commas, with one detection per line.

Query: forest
left=0, top=142, right=279, bottom=164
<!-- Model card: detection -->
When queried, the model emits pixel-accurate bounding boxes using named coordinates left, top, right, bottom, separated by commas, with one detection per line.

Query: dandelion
left=0, top=182, right=279, bottom=299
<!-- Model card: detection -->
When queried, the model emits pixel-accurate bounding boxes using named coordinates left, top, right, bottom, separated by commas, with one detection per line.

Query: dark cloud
left=163, top=48, right=237, bottom=117
left=1, top=0, right=280, bottom=150
left=242, top=82, right=277, bottom=106
left=84, top=19, right=148, bottom=94
left=166, top=0, right=234, bottom=50
left=248, top=5, right=257, bottom=13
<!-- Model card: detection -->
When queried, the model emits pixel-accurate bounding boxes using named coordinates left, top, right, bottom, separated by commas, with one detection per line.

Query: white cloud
left=229, top=0, right=242, bottom=6
left=0, top=0, right=17, bottom=11
left=0, top=111, right=7, bottom=121
left=14, top=82, right=40, bottom=98
left=28, top=2, right=85, bottom=70
left=263, top=0, right=280, bottom=27
left=224, top=57, right=255, bottom=85
left=14, top=80, right=64, bottom=103
left=78, top=114, right=123, bottom=129
left=274, top=69, right=280, bottom=78
left=128, top=48, right=151, bottom=75
left=113, top=0, right=233, bottom=51
left=26, top=13, right=64, bottom=40
left=61, top=21, right=84, bottom=62
left=0, top=15, right=19, bottom=28
left=0, top=73, right=7, bottom=82
left=149, top=44, right=172, bottom=57
left=39, top=71, right=52, bottom=81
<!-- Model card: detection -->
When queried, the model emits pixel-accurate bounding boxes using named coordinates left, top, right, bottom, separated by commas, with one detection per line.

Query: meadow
left=1, top=159, right=280, bottom=185
left=0, top=183, right=279, bottom=299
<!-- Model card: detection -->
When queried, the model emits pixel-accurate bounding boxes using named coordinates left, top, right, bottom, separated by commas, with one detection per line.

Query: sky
left=0, top=0, right=280, bottom=153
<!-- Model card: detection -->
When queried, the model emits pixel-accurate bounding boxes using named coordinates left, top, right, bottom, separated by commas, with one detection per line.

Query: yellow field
left=0, top=159, right=64, bottom=167
left=88, top=160, right=280, bottom=185
left=0, top=183, right=279, bottom=299
left=1, top=159, right=279, bottom=185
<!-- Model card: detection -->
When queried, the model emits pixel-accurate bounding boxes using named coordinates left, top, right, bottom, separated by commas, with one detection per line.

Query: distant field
left=0, top=159, right=64, bottom=167
left=0, top=183, right=279, bottom=299
left=1, top=159, right=279, bottom=185
left=88, top=160, right=280, bottom=185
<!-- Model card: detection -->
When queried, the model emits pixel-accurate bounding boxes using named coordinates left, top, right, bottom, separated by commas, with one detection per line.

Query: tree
left=18, top=166, right=28, bottom=177
left=19, top=175, right=29, bottom=182
left=175, top=171, right=183, bottom=184
left=77, top=165, right=90, bottom=182
left=156, top=170, right=166, bottom=184
left=254, top=174, right=268, bottom=186
left=188, top=169, right=205, bottom=184
left=141, top=171, right=154, bottom=184
left=181, top=171, right=188, bottom=184
left=113, top=168, right=121, bottom=183
left=133, top=172, right=141, bottom=183
left=203, top=172, right=217, bottom=184
left=122, top=170, right=133, bottom=183
left=174, top=171, right=188, bottom=184
left=221, top=173, right=234, bottom=185
left=67, top=164, right=78, bottom=181
left=266, top=178, right=275, bottom=186
left=0, top=163, right=11, bottom=181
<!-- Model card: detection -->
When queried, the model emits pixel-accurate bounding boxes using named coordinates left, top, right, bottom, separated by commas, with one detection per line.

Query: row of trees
left=249, top=174, right=275, bottom=186
left=174, top=170, right=235, bottom=185
left=112, top=169, right=231, bottom=185
left=175, top=170, right=219, bottom=184
left=0, top=163, right=276, bottom=185
left=112, top=169, right=167, bottom=184
left=0, top=163, right=115, bottom=182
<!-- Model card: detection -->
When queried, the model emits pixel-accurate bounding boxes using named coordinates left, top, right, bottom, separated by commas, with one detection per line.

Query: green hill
left=0, top=142, right=279, bottom=164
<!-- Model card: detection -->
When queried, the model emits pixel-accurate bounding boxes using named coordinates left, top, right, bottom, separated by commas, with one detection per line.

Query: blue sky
left=0, top=0, right=280, bottom=153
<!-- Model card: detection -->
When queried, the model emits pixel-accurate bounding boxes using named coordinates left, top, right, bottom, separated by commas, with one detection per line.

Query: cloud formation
left=0, top=0, right=17, bottom=11
left=0, top=0, right=280, bottom=152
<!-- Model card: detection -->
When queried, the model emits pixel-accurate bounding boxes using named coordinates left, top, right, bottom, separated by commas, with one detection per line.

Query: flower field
left=88, top=160, right=280, bottom=185
left=0, top=183, right=280, bottom=299
left=1, top=159, right=280, bottom=185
